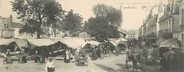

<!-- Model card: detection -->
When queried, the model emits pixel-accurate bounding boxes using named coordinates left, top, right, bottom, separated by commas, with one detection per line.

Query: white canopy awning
left=109, top=41, right=118, bottom=46
left=59, top=37, right=87, bottom=49
left=15, top=39, right=28, bottom=50
left=0, top=39, right=15, bottom=45
left=27, top=39, right=57, bottom=47
left=115, top=38, right=127, bottom=42
left=108, top=38, right=127, bottom=46
left=86, top=40, right=100, bottom=45
left=159, top=39, right=180, bottom=48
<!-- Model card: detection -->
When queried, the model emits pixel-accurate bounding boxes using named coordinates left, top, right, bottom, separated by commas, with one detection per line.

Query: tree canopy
left=84, top=4, right=122, bottom=42
left=93, top=4, right=122, bottom=27
left=11, top=0, right=65, bottom=38
left=19, top=19, right=39, bottom=36
left=60, top=10, right=83, bottom=37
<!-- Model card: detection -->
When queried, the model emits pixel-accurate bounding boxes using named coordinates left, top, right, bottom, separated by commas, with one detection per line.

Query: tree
left=84, top=17, right=120, bottom=42
left=60, top=10, right=83, bottom=37
left=84, top=4, right=122, bottom=42
left=19, top=19, right=39, bottom=37
left=93, top=4, right=122, bottom=27
left=11, top=0, right=65, bottom=38
left=44, top=0, right=65, bottom=37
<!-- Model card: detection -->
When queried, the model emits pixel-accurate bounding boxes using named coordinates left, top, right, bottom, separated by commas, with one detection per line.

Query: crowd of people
left=1, top=42, right=126, bottom=72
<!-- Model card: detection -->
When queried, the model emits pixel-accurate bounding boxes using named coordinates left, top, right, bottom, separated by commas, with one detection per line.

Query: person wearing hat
left=45, top=57, right=55, bottom=72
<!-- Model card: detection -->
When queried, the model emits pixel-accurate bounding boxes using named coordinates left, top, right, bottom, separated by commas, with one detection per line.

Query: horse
left=135, top=50, right=145, bottom=69
left=148, top=48, right=160, bottom=72
left=125, top=47, right=147, bottom=72
left=126, top=52, right=138, bottom=72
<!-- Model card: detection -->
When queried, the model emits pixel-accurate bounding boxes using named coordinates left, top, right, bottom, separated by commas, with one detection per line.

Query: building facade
left=0, top=15, right=24, bottom=39
left=179, top=0, right=184, bottom=52
left=158, top=0, right=179, bottom=40
left=0, top=15, right=14, bottom=38
left=139, top=0, right=181, bottom=48
left=139, top=10, right=158, bottom=46
left=126, top=30, right=138, bottom=40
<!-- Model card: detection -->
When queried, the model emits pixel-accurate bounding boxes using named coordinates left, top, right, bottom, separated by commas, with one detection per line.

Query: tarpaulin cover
left=27, top=39, right=57, bottom=47
left=109, top=41, right=118, bottom=46
left=15, top=39, right=28, bottom=50
left=159, top=39, right=180, bottom=48
left=115, top=38, right=128, bottom=43
left=108, top=38, right=127, bottom=46
left=85, top=40, right=100, bottom=45
left=59, top=37, right=87, bottom=49
left=0, top=39, right=15, bottom=45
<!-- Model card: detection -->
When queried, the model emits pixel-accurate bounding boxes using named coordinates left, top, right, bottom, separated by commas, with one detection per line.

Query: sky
left=0, top=0, right=167, bottom=30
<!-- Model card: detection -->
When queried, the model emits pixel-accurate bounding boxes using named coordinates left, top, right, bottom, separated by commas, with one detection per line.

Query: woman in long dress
left=64, top=49, right=70, bottom=63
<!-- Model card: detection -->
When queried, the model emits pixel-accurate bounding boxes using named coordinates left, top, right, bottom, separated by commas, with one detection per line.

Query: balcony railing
left=159, top=28, right=180, bottom=34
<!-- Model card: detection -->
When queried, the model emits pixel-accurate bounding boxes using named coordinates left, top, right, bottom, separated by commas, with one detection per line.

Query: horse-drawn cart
left=156, top=39, right=184, bottom=72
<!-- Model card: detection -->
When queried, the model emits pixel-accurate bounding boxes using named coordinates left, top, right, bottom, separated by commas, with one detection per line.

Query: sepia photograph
left=0, top=0, right=184, bottom=72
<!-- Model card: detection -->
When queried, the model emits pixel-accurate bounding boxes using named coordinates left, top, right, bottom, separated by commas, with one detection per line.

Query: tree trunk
left=37, top=18, right=42, bottom=38
left=53, top=28, right=56, bottom=37
left=37, top=24, right=41, bottom=38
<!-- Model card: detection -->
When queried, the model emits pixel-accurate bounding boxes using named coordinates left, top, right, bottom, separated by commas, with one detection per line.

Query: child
left=45, top=57, right=55, bottom=72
